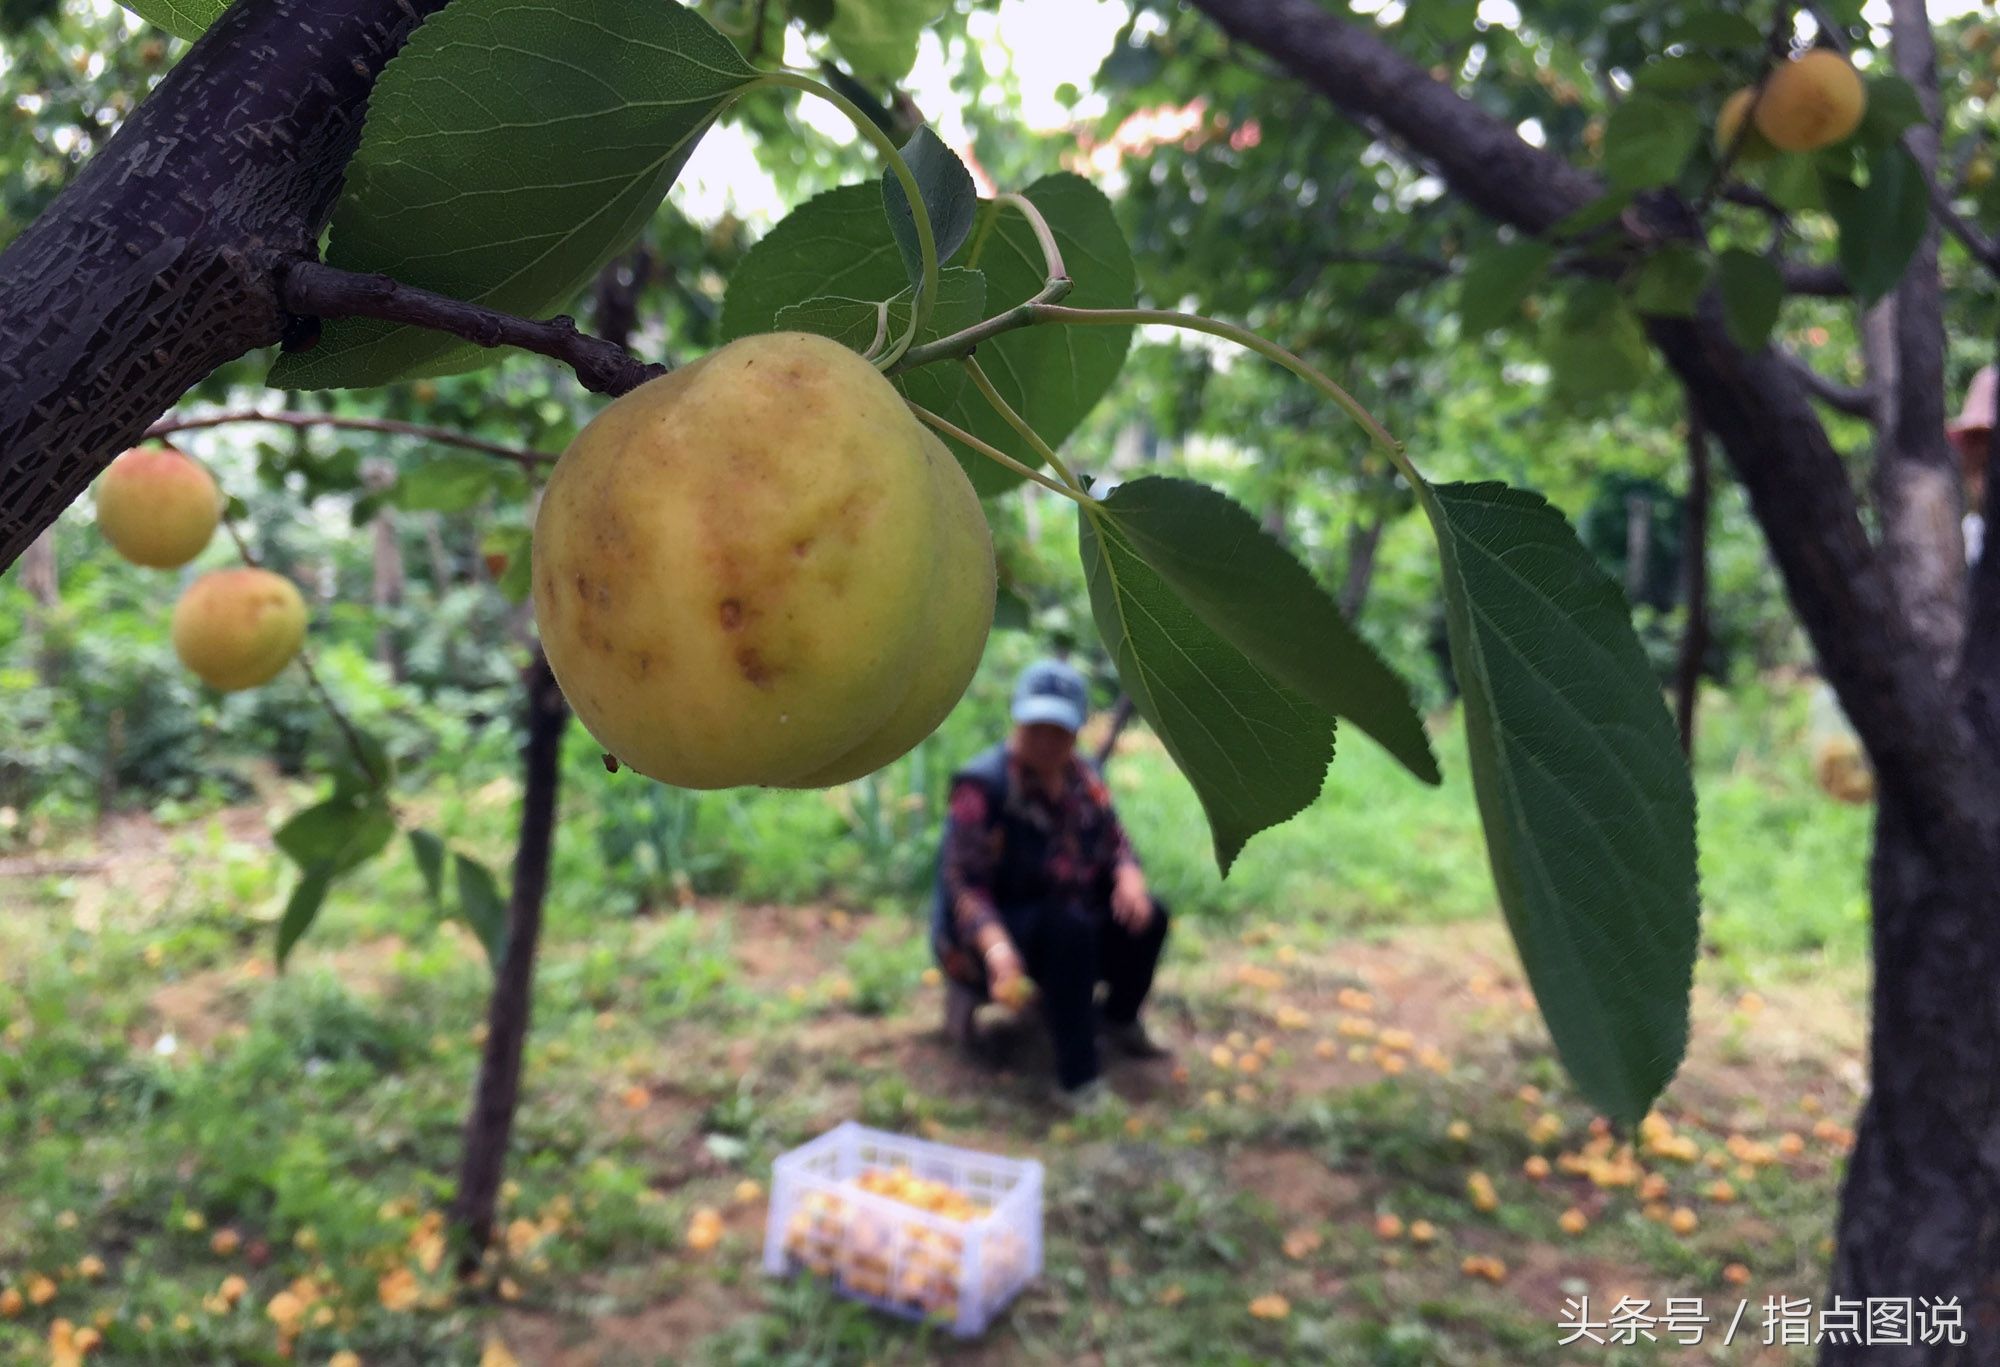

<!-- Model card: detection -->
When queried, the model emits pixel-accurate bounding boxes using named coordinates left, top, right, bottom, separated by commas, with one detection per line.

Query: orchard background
left=2, top=0, right=1997, bottom=1362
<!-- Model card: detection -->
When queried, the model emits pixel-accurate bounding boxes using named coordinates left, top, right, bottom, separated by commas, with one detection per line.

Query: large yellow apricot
left=532, top=332, right=994, bottom=789
left=1714, top=87, right=1776, bottom=162
left=789, top=430, right=995, bottom=786
left=95, top=445, right=220, bottom=568
left=171, top=568, right=307, bottom=691
left=1754, top=50, right=1866, bottom=153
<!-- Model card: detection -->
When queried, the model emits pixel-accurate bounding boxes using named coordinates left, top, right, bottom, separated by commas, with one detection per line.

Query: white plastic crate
left=763, top=1120, right=1044, bottom=1338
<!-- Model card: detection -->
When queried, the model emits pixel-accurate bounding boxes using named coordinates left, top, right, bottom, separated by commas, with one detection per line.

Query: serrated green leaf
left=271, top=0, right=755, bottom=390
left=274, top=797, right=396, bottom=876
left=1093, top=477, right=1437, bottom=785
left=1415, top=479, right=1698, bottom=1124
left=1822, top=144, right=1929, bottom=305
left=1603, top=93, right=1701, bottom=190
left=454, top=854, right=509, bottom=968
left=408, top=829, right=447, bottom=907
left=884, top=126, right=979, bottom=285
left=1078, top=501, right=1333, bottom=874
left=117, top=0, right=221, bottom=40
left=726, top=174, right=1135, bottom=494
left=826, top=0, right=946, bottom=80
left=1459, top=240, right=1555, bottom=334
left=1629, top=243, right=1711, bottom=318
left=773, top=267, right=986, bottom=359
left=1714, top=248, right=1784, bottom=350
left=276, top=868, right=334, bottom=970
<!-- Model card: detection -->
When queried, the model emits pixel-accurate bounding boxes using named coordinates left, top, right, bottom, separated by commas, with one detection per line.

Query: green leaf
left=883, top=126, right=979, bottom=285
left=1078, top=501, right=1334, bottom=874
left=826, top=0, right=946, bottom=81
left=1714, top=249, right=1784, bottom=350
left=276, top=868, right=334, bottom=970
left=1630, top=54, right=1728, bottom=94
left=454, top=854, right=509, bottom=967
left=1414, top=480, right=1698, bottom=1124
left=1602, top=93, right=1701, bottom=190
left=1458, top=240, right=1555, bottom=334
left=270, top=0, right=756, bottom=390
left=945, top=175, right=1135, bottom=494
left=1667, top=11, right=1762, bottom=48
left=1859, top=74, right=1925, bottom=142
left=274, top=797, right=395, bottom=877
left=773, top=267, right=986, bottom=359
left=1547, top=282, right=1650, bottom=400
left=116, top=0, right=222, bottom=40
left=408, top=830, right=447, bottom=908
left=1822, top=144, right=1930, bottom=306
left=1092, top=477, right=1437, bottom=785
left=1550, top=189, right=1636, bottom=238
left=496, top=537, right=536, bottom=606
left=726, top=174, right=1135, bottom=494
left=992, top=586, right=1030, bottom=631
left=392, top=453, right=526, bottom=514
left=1628, top=243, right=1711, bottom=319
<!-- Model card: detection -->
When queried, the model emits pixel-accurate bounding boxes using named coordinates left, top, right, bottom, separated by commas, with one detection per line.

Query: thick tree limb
left=1185, top=0, right=1990, bottom=852
left=145, top=410, right=555, bottom=468
left=0, top=0, right=450, bottom=571
left=282, top=262, right=668, bottom=397
left=1865, top=0, right=1968, bottom=665
left=1778, top=352, right=1876, bottom=420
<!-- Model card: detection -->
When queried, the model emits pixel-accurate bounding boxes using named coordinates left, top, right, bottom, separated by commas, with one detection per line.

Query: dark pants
left=1001, top=897, right=1170, bottom=1090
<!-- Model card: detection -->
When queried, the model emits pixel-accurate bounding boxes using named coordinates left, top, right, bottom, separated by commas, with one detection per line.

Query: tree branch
left=144, top=410, right=555, bottom=469
left=280, top=261, right=669, bottom=397
left=1185, top=0, right=1990, bottom=851
left=1778, top=351, right=1876, bottom=420
left=1781, top=261, right=1849, bottom=297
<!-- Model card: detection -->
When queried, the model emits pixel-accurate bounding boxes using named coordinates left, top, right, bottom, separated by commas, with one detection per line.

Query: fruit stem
left=886, top=278, right=1072, bottom=373
left=960, top=356, right=1084, bottom=493
left=994, top=192, right=1069, bottom=285
left=1032, top=306, right=1414, bottom=482
left=904, top=401, right=1099, bottom=507
left=758, top=71, right=940, bottom=366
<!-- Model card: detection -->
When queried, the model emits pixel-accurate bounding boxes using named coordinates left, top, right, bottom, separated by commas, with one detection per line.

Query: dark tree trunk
left=1825, top=801, right=2000, bottom=1364
left=0, top=0, right=448, bottom=569
left=1339, top=514, right=1384, bottom=621
left=1674, top=413, right=1710, bottom=756
left=448, top=651, right=567, bottom=1267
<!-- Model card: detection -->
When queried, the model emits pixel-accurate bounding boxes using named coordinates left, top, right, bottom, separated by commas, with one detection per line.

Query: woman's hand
left=984, top=937, right=1033, bottom=1008
left=1111, top=864, right=1154, bottom=933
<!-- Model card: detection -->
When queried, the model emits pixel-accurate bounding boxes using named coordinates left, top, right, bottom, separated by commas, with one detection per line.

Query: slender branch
left=1696, top=9, right=1792, bottom=214
left=888, top=277, right=1072, bottom=372
left=904, top=402, right=1093, bottom=504
left=757, top=70, right=939, bottom=361
left=280, top=261, right=668, bottom=396
left=145, top=410, right=555, bottom=468
left=961, top=356, right=1083, bottom=492
left=1782, top=261, right=1849, bottom=297
left=1779, top=351, right=1877, bottom=420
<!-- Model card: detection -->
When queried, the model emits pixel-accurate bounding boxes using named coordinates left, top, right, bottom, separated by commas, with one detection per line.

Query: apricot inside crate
left=763, top=1121, right=1045, bottom=1338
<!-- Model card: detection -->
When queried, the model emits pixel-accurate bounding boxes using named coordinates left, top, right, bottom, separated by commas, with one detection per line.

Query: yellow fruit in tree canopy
left=1754, top=50, right=1867, bottom=153
left=95, top=445, right=221, bottom=568
left=532, top=332, right=996, bottom=789
left=1714, top=88, right=1776, bottom=162
left=171, top=568, right=307, bottom=691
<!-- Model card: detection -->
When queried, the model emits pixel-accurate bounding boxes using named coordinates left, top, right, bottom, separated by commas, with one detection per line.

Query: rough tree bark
left=1186, top=0, right=2000, bottom=1354
left=0, top=0, right=449, bottom=569
left=1675, top=413, right=1710, bottom=757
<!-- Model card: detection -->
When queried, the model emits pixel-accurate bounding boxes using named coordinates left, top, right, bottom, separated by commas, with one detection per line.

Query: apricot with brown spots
left=533, top=332, right=993, bottom=788
left=170, top=568, right=307, bottom=692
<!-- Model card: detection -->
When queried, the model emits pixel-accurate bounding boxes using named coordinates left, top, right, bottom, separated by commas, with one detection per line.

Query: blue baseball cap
left=1011, top=658, right=1089, bottom=733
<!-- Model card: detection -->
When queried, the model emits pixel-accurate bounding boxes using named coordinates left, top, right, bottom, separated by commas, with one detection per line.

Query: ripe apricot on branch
left=1714, top=88, right=1776, bottom=162
left=171, top=568, right=307, bottom=691
left=1754, top=50, right=1867, bottom=153
left=95, top=445, right=220, bottom=568
left=532, top=332, right=995, bottom=790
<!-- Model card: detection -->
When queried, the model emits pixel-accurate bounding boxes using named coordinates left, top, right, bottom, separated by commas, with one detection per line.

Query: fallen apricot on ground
left=532, top=332, right=995, bottom=789
left=170, top=569, right=306, bottom=692
left=1755, top=50, right=1867, bottom=152
left=95, top=445, right=220, bottom=568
